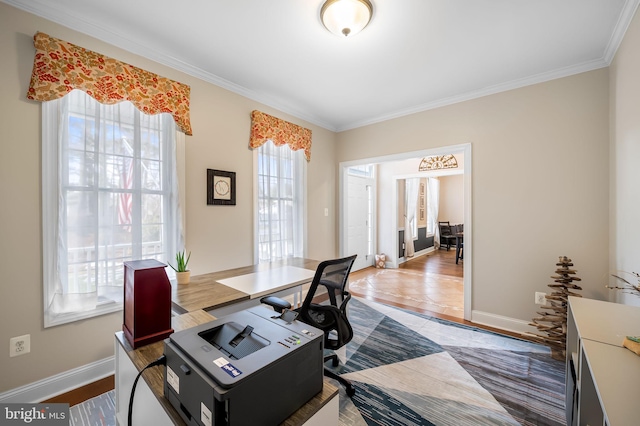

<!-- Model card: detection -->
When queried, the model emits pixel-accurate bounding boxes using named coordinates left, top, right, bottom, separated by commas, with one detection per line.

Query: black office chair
left=438, top=221, right=457, bottom=251
left=261, top=255, right=358, bottom=396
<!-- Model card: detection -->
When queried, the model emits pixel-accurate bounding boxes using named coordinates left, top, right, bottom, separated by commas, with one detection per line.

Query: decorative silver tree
left=529, top=256, right=582, bottom=360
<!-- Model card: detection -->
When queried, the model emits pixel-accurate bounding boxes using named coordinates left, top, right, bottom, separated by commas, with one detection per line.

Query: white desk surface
left=569, top=296, right=640, bottom=347
left=581, top=339, right=640, bottom=426
left=217, top=265, right=315, bottom=299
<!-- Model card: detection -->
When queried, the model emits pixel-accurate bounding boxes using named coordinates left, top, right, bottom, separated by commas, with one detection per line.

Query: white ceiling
left=6, top=0, right=639, bottom=131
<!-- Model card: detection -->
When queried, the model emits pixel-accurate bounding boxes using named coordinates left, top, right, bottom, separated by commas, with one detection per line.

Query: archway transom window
left=418, top=154, right=458, bottom=171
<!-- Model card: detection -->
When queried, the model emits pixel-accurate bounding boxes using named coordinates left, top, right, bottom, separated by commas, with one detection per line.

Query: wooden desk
left=171, top=258, right=319, bottom=315
left=115, top=310, right=339, bottom=426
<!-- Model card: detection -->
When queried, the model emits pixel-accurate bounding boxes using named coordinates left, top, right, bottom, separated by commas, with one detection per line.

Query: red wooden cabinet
left=123, top=259, right=174, bottom=349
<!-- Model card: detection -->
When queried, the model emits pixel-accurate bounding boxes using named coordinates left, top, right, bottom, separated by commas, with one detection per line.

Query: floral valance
left=249, top=110, right=312, bottom=161
left=27, top=32, right=193, bottom=135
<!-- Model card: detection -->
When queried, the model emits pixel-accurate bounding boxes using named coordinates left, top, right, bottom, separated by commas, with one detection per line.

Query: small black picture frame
left=207, top=169, right=236, bottom=206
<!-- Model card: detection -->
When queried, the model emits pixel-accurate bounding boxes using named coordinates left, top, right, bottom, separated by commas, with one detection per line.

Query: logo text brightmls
left=1, top=404, right=68, bottom=424
left=5, top=407, right=47, bottom=423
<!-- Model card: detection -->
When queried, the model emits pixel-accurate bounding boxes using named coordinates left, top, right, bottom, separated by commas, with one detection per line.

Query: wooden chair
left=438, top=221, right=457, bottom=251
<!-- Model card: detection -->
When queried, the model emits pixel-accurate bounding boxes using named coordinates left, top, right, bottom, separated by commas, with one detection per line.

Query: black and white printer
left=163, top=306, right=324, bottom=426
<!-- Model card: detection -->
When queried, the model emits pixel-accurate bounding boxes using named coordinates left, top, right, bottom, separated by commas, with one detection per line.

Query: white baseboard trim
left=0, top=356, right=114, bottom=403
left=471, top=310, right=537, bottom=336
left=396, top=246, right=435, bottom=266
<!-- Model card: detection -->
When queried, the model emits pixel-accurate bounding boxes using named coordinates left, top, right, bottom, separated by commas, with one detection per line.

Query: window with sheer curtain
left=43, top=90, right=183, bottom=327
left=255, top=141, right=306, bottom=263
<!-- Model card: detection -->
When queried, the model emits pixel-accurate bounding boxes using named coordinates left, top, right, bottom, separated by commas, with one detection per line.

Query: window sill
left=44, top=301, right=123, bottom=328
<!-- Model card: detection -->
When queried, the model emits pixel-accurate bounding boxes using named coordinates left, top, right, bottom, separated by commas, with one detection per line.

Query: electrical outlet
left=535, top=292, right=546, bottom=305
left=9, top=334, right=30, bottom=357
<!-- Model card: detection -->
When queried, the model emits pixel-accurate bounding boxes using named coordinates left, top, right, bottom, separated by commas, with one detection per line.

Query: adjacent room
left=2, top=0, right=640, bottom=425
left=344, top=153, right=466, bottom=318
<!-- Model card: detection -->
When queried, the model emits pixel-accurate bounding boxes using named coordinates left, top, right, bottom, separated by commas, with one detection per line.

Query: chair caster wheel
left=332, top=358, right=339, bottom=367
left=346, top=386, right=355, bottom=397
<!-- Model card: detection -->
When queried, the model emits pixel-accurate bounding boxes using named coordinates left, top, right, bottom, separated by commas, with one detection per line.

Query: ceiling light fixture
left=321, top=0, right=373, bottom=38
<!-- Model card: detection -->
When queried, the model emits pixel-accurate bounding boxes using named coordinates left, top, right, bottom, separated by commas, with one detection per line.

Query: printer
left=163, top=306, right=324, bottom=426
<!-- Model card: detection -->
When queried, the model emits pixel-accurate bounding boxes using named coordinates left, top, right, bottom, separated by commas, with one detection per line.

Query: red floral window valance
left=249, top=110, right=312, bottom=161
left=27, top=32, right=193, bottom=135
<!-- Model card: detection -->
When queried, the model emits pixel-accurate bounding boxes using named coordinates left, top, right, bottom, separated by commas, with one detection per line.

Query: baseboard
left=471, top=310, right=537, bottom=335
left=0, top=356, right=114, bottom=403
left=396, top=247, right=435, bottom=266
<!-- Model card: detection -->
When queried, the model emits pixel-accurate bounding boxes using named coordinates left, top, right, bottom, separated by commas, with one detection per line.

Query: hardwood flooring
left=349, top=248, right=465, bottom=319
left=42, top=375, right=114, bottom=407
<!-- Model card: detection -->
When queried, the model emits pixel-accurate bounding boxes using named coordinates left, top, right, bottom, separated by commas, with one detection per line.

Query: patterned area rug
left=71, top=297, right=565, bottom=426
left=70, top=391, right=116, bottom=426
left=332, top=297, right=565, bottom=426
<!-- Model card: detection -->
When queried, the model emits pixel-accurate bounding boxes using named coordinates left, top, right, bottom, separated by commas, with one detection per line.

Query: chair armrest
left=260, top=296, right=292, bottom=313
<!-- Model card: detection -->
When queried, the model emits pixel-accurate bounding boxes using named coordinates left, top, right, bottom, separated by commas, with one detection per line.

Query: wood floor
left=349, top=248, right=465, bottom=319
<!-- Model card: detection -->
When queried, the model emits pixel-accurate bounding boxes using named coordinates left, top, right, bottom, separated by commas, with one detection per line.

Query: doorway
left=339, top=143, right=472, bottom=320
left=345, top=167, right=375, bottom=271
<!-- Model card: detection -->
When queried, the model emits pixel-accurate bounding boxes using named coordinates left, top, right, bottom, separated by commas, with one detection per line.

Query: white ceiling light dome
left=321, top=0, right=373, bottom=38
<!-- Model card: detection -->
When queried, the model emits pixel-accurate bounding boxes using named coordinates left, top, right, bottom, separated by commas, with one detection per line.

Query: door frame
left=345, top=172, right=376, bottom=271
left=339, top=143, right=472, bottom=320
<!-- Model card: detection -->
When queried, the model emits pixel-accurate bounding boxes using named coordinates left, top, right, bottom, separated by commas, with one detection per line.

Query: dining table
left=455, top=232, right=463, bottom=264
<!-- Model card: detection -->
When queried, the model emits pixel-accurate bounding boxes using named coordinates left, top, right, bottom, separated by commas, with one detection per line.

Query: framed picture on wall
left=207, top=169, right=236, bottom=205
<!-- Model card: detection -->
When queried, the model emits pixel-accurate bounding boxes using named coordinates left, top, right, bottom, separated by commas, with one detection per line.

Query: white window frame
left=253, top=141, right=307, bottom=263
left=42, top=91, right=184, bottom=327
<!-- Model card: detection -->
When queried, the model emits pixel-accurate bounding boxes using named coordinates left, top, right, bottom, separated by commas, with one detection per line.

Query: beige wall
left=336, top=69, right=611, bottom=323
left=438, top=175, right=464, bottom=225
left=610, top=6, right=640, bottom=306
left=3, top=0, right=636, bottom=397
left=0, top=3, right=337, bottom=393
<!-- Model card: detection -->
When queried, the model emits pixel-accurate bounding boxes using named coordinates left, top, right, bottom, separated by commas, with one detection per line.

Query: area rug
left=71, top=297, right=565, bottom=426
left=332, top=297, right=565, bottom=426
left=69, top=391, right=115, bottom=426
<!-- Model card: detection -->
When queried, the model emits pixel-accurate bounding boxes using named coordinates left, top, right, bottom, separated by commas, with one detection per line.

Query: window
left=347, top=164, right=374, bottom=178
left=255, top=141, right=306, bottom=263
left=43, top=90, right=183, bottom=327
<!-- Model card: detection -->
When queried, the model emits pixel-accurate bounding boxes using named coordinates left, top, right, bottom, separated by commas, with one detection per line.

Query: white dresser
left=566, top=297, right=640, bottom=426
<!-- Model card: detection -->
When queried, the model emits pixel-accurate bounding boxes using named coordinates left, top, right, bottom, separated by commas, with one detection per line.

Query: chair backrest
left=438, top=221, right=452, bottom=236
left=299, top=255, right=357, bottom=350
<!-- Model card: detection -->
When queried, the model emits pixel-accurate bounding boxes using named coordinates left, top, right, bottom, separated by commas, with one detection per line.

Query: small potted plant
left=170, top=250, right=191, bottom=284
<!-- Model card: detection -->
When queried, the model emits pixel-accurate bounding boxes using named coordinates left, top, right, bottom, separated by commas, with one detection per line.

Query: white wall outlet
left=10, top=334, right=30, bottom=357
left=324, top=208, right=329, bottom=217
left=535, top=292, right=547, bottom=305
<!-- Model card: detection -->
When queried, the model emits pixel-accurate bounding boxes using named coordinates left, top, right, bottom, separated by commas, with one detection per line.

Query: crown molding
left=2, top=0, right=337, bottom=131
left=604, top=0, right=640, bottom=64
left=350, top=0, right=640, bottom=135
left=5, top=0, right=638, bottom=133
left=340, top=0, right=640, bottom=131
left=337, top=58, right=609, bottom=132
